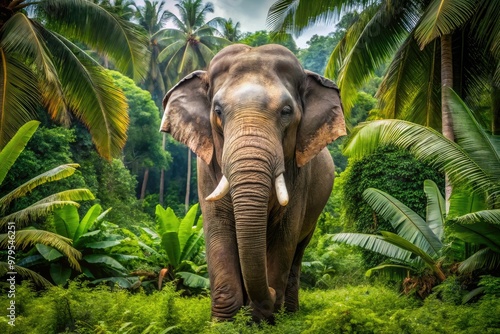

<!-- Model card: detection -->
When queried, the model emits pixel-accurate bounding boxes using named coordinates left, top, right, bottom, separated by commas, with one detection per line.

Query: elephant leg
left=284, top=231, right=315, bottom=312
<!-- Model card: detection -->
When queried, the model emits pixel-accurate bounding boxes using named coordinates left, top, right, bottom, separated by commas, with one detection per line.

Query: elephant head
left=161, top=44, right=345, bottom=319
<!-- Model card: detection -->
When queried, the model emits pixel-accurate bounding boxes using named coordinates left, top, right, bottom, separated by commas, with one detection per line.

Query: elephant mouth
left=205, top=173, right=289, bottom=206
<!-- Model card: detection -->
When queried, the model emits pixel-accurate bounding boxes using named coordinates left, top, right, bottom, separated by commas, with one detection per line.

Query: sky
left=154, top=0, right=335, bottom=48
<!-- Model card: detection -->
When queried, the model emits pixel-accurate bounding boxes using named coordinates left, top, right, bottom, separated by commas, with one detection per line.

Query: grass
left=1, top=280, right=499, bottom=333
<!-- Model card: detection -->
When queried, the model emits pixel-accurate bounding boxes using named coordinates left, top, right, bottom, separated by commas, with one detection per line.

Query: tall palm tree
left=0, top=0, right=149, bottom=160
left=268, top=0, right=499, bottom=205
left=267, top=0, right=499, bottom=134
left=154, top=0, right=229, bottom=210
left=217, top=18, right=242, bottom=42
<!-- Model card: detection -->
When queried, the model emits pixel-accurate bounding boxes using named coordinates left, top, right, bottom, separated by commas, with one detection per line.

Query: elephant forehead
left=219, top=81, right=290, bottom=110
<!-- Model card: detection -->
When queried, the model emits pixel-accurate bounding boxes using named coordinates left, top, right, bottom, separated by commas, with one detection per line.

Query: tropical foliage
left=0, top=0, right=150, bottom=159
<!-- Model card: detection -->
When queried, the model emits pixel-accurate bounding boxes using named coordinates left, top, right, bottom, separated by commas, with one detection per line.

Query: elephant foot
left=249, top=287, right=276, bottom=323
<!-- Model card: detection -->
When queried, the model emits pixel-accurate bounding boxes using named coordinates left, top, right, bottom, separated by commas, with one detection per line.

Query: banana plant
left=342, top=89, right=500, bottom=275
left=332, top=179, right=447, bottom=282
left=141, top=203, right=208, bottom=290
left=20, top=204, right=141, bottom=287
left=0, top=120, right=94, bottom=286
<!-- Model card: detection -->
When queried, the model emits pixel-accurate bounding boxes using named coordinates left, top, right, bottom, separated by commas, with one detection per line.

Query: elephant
left=161, top=44, right=346, bottom=322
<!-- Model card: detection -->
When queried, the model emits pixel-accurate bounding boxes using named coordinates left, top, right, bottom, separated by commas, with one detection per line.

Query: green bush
left=341, top=145, right=444, bottom=267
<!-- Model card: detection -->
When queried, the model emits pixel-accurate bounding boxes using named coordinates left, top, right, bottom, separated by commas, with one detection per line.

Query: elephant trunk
left=222, top=124, right=284, bottom=319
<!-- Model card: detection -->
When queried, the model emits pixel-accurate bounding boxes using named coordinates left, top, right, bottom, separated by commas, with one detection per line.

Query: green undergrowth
left=1, top=282, right=499, bottom=333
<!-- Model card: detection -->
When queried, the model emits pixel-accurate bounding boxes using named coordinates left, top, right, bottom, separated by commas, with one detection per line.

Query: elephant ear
left=296, top=70, right=347, bottom=167
left=161, top=71, right=213, bottom=165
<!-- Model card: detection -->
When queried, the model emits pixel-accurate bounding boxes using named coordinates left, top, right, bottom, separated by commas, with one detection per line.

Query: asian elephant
left=161, top=44, right=346, bottom=322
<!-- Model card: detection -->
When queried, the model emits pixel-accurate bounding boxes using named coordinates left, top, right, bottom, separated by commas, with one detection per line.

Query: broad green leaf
left=180, top=229, right=204, bottom=262
left=458, top=248, right=500, bottom=274
left=363, top=187, right=443, bottom=255
left=448, top=187, right=487, bottom=218
left=161, top=231, right=181, bottom=267
left=0, top=262, right=52, bottom=288
left=74, top=204, right=102, bottom=244
left=449, top=212, right=500, bottom=253
left=424, top=180, right=445, bottom=240
left=365, top=263, right=415, bottom=280
left=331, top=232, right=412, bottom=262
left=0, top=120, right=39, bottom=184
left=380, top=231, right=437, bottom=267
left=84, top=240, right=122, bottom=249
left=36, top=244, right=63, bottom=261
left=53, top=205, right=80, bottom=239
left=83, top=254, right=126, bottom=271
left=156, top=205, right=180, bottom=235
left=50, top=262, right=72, bottom=285
left=176, top=271, right=209, bottom=289
left=178, top=203, right=199, bottom=251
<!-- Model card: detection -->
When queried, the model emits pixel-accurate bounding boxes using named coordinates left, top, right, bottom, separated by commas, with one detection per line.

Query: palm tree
left=268, top=0, right=499, bottom=205
left=217, top=18, right=242, bottom=42
left=0, top=121, right=94, bottom=286
left=267, top=0, right=499, bottom=134
left=154, top=0, right=229, bottom=210
left=0, top=0, right=149, bottom=160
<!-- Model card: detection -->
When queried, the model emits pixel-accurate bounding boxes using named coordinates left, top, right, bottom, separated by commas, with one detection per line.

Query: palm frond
left=0, top=201, right=80, bottom=229
left=363, top=187, right=443, bottom=256
left=0, top=120, right=39, bottom=185
left=448, top=88, right=500, bottom=184
left=33, top=189, right=95, bottom=206
left=448, top=213, right=500, bottom=253
left=327, top=2, right=417, bottom=115
left=458, top=248, right=500, bottom=273
left=267, top=0, right=371, bottom=36
left=40, top=30, right=129, bottom=160
left=415, top=0, right=476, bottom=48
left=377, top=34, right=441, bottom=128
left=424, top=180, right=445, bottom=240
left=0, top=229, right=81, bottom=270
left=448, top=187, right=487, bottom=218
left=331, top=232, right=412, bottom=262
left=0, top=164, right=80, bottom=211
left=0, top=262, right=53, bottom=287
left=0, top=52, right=41, bottom=149
left=343, top=120, right=497, bottom=195
left=40, top=0, right=149, bottom=81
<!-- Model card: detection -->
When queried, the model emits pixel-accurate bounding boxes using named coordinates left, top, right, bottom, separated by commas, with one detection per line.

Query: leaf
left=380, top=231, right=439, bottom=270
left=0, top=262, right=53, bottom=288
left=424, top=180, right=445, bottom=240
left=458, top=248, right=500, bottom=274
left=449, top=212, right=500, bottom=252
left=176, top=271, right=209, bottom=289
left=156, top=205, right=180, bottom=235
left=161, top=231, right=181, bottom=268
left=331, top=232, right=412, bottom=262
left=365, top=263, right=415, bottom=280
left=83, top=254, right=126, bottom=271
left=178, top=203, right=199, bottom=251
left=53, top=205, right=80, bottom=239
left=74, top=204, right=102, bottom=244
left=0, top=120, right=39, bottom=184
left=363, top=187, right=443, bottom=256
left=50, top=262, right=72, bottom=285
left=448, top=187, right=487, bottom=218
left=36, top=244, right=63, bottom=261
left=180, top=229, right=204, bottom=262
left=83, top=240, right=122, bottom=249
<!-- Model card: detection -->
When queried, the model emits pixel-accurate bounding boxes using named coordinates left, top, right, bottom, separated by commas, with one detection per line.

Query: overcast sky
left=156, top=0, right=335, bottom=48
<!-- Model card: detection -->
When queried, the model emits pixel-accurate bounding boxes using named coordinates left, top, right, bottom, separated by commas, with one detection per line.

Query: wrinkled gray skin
left=161, top=44, right=346, bottom=322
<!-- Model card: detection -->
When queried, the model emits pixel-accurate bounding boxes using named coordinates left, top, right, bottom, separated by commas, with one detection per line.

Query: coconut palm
left=217, top=18, right=242, bottom=42
left=153, top=0, right=229, bottom=210
left=0, top=121, right=95, bottom=286
left=156, top=0, right=229, bottom=86
left=267, top=0, right=499, bottom=137
left=0, top=0, right=149, bottom=159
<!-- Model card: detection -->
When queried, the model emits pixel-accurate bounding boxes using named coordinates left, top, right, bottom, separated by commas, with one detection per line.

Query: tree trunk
left=140, top=168, right=150, bottom=200
left=159, top=133, right=166, bottom=206
left=493, top=85, right=500, bottom=136
left=441, top=34, right=454, bottom=213
left=185, top=148, right=192, bottom=213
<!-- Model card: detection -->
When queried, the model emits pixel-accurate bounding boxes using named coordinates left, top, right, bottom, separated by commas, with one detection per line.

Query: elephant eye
left=214, top=106, right=223, bottom=117
left=281, top=105, right=293, bottom=116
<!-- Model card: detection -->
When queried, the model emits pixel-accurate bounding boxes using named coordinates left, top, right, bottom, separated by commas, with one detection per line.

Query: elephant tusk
left=275, top=174, right=289, bottom=206
left=206, top=175, right=230, bottom=201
